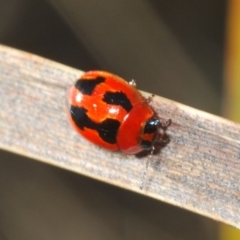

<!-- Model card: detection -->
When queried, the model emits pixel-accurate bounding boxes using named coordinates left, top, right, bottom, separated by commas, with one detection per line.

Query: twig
left=0, top=44, right=240, bottom=228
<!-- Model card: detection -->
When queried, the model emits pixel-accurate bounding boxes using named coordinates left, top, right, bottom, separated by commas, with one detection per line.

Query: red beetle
left=67, top=71, right=170, bottom=155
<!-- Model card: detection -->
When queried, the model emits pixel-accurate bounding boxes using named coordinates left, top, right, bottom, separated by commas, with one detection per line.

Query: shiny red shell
left=67, top=71, right=160, bottom=154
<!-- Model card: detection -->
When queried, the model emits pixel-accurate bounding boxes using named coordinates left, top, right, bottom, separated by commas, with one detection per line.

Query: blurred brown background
left=0, top=0, right=226, bottom=239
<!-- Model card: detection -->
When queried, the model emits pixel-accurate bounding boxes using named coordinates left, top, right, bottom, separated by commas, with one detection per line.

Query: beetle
left=67, top=70, right=171, bottom=155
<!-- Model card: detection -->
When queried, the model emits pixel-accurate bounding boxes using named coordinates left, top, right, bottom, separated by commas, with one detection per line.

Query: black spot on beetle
left=70, top=106, right=96, bottom=130
left=70, top=105, right=120, bottom=144
left=102, top=91, right=132, bottom=112
left=98, top=119, right=121, bottom=144
left=75, top=76, right=105, bottom=95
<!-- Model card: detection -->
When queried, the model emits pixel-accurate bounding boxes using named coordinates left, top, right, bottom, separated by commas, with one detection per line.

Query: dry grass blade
left=0, top=45, right=240, bottom=228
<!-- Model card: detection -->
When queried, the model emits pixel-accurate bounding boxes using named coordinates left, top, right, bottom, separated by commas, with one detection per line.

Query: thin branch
left=0, top=45, right=240, bottom=228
